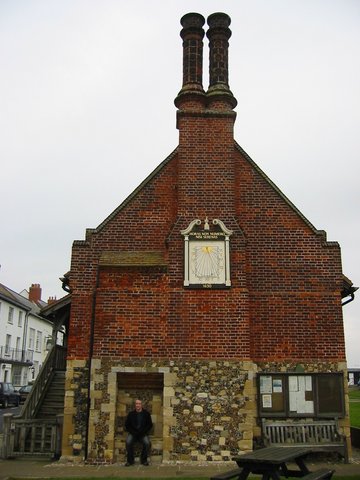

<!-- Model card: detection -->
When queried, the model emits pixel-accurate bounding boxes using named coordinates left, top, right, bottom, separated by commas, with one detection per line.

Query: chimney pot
left=180, top=12, right=205, bottom=30
left=207, top=12, right=231, bottom=30
left=47, top=296, right=57, bottom=305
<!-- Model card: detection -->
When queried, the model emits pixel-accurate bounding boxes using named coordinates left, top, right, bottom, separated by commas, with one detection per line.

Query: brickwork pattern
left=233, top=150, right=345, bottom=361
left=67, top=143, right=345, bottom=363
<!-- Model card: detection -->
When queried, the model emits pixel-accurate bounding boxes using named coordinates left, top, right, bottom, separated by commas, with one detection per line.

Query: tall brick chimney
left=175, top=12, right=237, bottom=219
left=29, top=283, right=42, bottom=303
left=174, top=13, right=206, bottom=111
left=206, top=12, right=237, bottom=109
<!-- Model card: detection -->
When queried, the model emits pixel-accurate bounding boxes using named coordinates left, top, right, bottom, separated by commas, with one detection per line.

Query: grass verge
left=349, top=387, right=360, bottom=428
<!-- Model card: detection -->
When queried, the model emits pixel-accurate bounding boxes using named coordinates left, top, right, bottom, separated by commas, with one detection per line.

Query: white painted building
left=0, top=283, right=54, bottom=387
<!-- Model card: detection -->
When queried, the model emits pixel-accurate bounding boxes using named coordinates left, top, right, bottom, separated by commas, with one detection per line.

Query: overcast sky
left=1, top=1, right=359, bottom=366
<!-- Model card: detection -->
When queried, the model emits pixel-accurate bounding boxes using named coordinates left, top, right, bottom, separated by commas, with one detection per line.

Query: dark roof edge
left=0, top=283, right=34, bottom=311
left=0, top=291, right=31, bottom=311
left=342, top=274, right=357, bottom=299
left=41, top=294, right=72, bottom=316
left=235, top=142, right=339, bottom=247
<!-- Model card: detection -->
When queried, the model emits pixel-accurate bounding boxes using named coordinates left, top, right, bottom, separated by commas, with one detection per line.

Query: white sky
left=0, top=1, right=359, bottom=365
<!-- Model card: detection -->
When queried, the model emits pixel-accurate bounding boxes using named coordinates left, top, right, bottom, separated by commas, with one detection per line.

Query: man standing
left=125, top=399, right=153, bottom=466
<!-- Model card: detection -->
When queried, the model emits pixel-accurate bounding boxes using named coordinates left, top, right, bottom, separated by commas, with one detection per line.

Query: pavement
left=1, top=453, right=360, bottom=479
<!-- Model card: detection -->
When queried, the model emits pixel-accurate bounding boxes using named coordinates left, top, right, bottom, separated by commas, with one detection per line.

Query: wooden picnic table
left=232, top=446, right=311, bottom=480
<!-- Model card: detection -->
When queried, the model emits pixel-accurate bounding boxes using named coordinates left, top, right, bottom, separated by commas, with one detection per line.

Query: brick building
left=61, top=12, right=355, bottom=463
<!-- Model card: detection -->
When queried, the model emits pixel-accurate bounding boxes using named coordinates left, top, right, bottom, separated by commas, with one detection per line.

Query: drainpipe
left=21, top=310, right=31, bottom=385
left=60, top=276, right=72, bottom=293
left=342, top=289, right=358, bottom=306
left=84, top=265, right=100, bottom=461
left=22, top=310, right=30, bottom=361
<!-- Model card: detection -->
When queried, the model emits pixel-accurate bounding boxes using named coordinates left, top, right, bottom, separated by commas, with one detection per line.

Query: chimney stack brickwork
left=206, top=13, right=237, bottom=109
left=176, top=13, right=237, bottom=217
left=62, top=12, right=349, bottom=464
left=180, top=13, right=205, bottom=90
left=207, top=13, right=231, bottom=87
left=29, top=283, right=42, bottom=303
left=175, top=13, right=206, bottom=111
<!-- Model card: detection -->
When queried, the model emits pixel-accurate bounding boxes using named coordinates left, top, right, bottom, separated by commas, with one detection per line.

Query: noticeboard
left=259, top=375, right=285, bottom=414
left=258, top=372, right=344, bottom=418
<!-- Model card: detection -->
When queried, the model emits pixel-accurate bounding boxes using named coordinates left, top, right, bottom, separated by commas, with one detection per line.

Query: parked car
left=18, top=384, right=32, bottom=403
left=0, top=382, right=20, bottom=408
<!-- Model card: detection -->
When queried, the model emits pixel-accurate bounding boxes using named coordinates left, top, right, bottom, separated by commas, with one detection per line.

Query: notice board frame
left=258, top=372, right=345, bottom=419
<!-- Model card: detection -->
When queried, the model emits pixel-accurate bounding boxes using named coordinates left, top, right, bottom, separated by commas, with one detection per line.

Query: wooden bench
left=210, top=468, right=243, bottom=480
left=262, top=419, right=348, bottom=462
left=301, top=468, right=335, bottom=480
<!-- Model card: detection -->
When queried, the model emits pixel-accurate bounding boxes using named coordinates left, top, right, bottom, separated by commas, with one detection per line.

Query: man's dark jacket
left=125, top=409, right=153, bottom=437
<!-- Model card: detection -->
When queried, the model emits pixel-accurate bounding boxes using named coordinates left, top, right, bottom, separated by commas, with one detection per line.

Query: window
left=28, top=328, right=35, bottom=350
left=18, top=311, right=23, bottom=327
left=12, top=365, right=22, bottom=386
left=15, top=337, right=22, bottom=361
left=258, top=372, right=345, bottom=418
left=5, top=334, right=12, bottom=355
left=8, top=306, right=14, bottom=324
left=35, top=331, right=42, bottom=352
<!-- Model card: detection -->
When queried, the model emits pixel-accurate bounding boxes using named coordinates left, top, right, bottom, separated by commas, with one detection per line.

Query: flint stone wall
left=85, top=358, right=257, bottom=463
left=61, top=359, right=90, bottom=459
left=62, top=358, right=350, bottom=463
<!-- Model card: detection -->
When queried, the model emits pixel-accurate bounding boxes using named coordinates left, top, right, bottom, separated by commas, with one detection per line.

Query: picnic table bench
left=210, top=446, right=335, bottom=480
left=210, top=468, right=334, bottom=480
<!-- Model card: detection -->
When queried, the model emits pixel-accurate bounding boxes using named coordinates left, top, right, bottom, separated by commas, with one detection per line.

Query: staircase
left=1, top=345, right=66, bottom=459
left=35, top=370, right=65, bottom=419
left=20, top=345, right=66, bottom=420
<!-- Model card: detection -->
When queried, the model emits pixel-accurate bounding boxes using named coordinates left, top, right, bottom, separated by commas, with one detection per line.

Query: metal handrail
left=0, top=345, right=34, bottom=363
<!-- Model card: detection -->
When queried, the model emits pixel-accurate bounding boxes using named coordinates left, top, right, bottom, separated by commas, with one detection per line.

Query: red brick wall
left=67, top=138, right=345, bottom=362
left=67, top=12, right=345, bottom=363
left=67, top=157, right=178, bottom=359
left=177, top=113, right=236, bottom=217
left=234, top=146, right=345, bottom=361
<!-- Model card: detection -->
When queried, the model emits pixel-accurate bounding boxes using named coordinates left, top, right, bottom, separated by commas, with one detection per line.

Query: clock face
left=189, top=240, right=225, bottom=285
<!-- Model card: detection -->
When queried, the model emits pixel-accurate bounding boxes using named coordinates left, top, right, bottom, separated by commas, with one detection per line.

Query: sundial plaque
left=181, top=218, right=232, bottom=288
